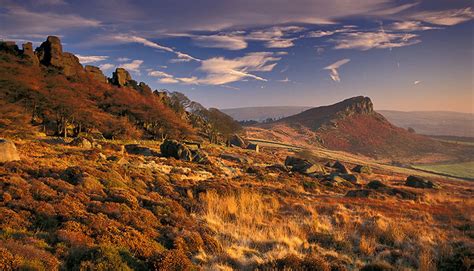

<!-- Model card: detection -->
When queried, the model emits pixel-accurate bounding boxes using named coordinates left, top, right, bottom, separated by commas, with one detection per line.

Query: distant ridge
left=247, top=96, right=471, bottom=161
left=221, top=106, right=310, bottom=122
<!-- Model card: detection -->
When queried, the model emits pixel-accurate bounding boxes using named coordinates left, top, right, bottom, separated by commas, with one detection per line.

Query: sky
left=0, top=0, right=473, bottom=112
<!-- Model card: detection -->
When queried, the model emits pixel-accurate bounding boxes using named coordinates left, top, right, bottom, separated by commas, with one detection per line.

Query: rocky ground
left=0, top=137, right=473, bottom=270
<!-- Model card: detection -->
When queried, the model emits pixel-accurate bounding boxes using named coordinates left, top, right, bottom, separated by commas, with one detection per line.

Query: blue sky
left=1, top=0, right=472, bottom=112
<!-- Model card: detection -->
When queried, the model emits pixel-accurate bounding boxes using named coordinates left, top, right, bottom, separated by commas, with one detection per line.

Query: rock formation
left=36, top=36, right=64, bottom=68
left=21, top=42, right=39, bottom=65
left=85, top=65, right=108, bottom=83
left=111, top=68, right=132, bottom=87
left=62, top=52, right=84, bottom=77
left=0, top=139, right=20, bottom=162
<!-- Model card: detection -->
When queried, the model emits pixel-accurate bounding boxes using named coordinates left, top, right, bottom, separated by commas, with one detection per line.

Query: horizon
left=1, top=0, right=473, bottom=113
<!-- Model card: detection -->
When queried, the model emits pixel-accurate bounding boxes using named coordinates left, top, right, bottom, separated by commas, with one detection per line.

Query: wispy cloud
left=278, top=77, right=291, bottom=83
left=116, top=57, right=130, bottom=62
left=0, top=6, right=100, bottom=35
left=414, top=80, right=421, bottom=85
left=390, top=21, right=439, bottom=31
left=410, top=7, right=473, bottom=26
left=192, top=35, right=247, bottom=50
left=156, top=52, right=280, bottom=85
left=324, top=58, right=350, bottom=82
left=245, top=26, right=305, bottom=48
left=109, top=35, right=200, bottom=62
left=76, top=54, right=108, bottom=64
left=333, top=31, right=420, bottom=50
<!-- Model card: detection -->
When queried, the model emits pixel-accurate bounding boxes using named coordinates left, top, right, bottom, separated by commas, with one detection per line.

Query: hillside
left=0, top=37, right=239, bottom=142
left=248, top=97, right=473, bottom=162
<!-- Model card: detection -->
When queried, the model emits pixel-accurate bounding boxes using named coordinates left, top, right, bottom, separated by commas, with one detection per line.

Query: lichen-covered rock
left=85, top=65, right=107, bottom=83
left=160, top=140, right=193, bottom=161
left=0, top=139, right=20, bottom=162
left=111, top=68, right=132, bottom=87
left=36, top=36, right=64, bottom=68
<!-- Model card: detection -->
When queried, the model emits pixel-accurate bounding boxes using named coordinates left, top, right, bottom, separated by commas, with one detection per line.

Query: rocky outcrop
left=36, top=36, right=64, bottom=68
left=62, top=52, right=84, bottom=77
left=405, top=176, right=439, bottom=189
left=160, top=140, right=193, bottom=161
left=85, top=65, right=107, bottom=83
left=21, top=42, right=39, bottom=65
left=0, top=139, right=20, bottom=162
left=111, top=68, right=132, bottom=87
left=0, top=41, right=20, bottom=54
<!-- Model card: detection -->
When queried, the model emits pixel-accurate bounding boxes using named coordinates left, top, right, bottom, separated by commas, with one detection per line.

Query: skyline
left=1, top=0, right=473, bottom=112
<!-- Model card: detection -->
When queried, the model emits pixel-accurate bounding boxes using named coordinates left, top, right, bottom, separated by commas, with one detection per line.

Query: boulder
left=228, top=134, right=248, bottom=148
left=160, top=140, right=193, bottom=161
left=352, top=165, right=372, bottom=174
left=69, top=137, right=93, bottom=149
left=21, top=42, right=39, bottom=65
left=322, top=175, right=354, bottom=188
left=0, top=139, right=20, bottom=162
left=333, top=161, right=351, bottom=174
left=345, top=189, right=377, bottom=198
left=36, top=36, right=64, bottom=68
left=405, top=175, right=439, bottom=189
left=62, top=52, right=84, bottom=77
left=366, top=180, right=387, bottom=190
left=111, top=68, right=132, bottom=87
left=285, top=156, right=326, bottom=175
left=85, top=65, right=108, bottom=83
left=246, top=143, right=259, bottom=152
left=329, top=173, right=359, bottom=184
left=126, top=144, right=158, bottom=157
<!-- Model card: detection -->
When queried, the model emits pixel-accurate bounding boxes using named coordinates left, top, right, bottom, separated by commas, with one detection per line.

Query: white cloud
left=99, top=63, right=115, bottom=71
left=410, top=7, right=473, bottom=26
left=159, top=77, right=180, bottom=84
left=192, top=35, right=247, bottom=50
left=76, top=54, right=108, bottom=64
left=119, top=59, right=143, bottom=73
left=333, top=31, right=420, bottom=50
left=109, top=35, right=200, bottom=62
left=0, top=6, right=100, bottom=35
left=370, top=2, right=419, bottom=16
left=245, top=26, right=305, bottom=48
left=116, top=57, right=130, bottom=62
left=307, top=30, right=336, bottom=38
left=390, top=21, right=439, bottom=31
left=414, top=80, right=421, bottom=85
left=324, top=58, right=350, bottom=82
left=278, top=77, right=291, bottom=83
left=148, top=70, right=174, bottom=78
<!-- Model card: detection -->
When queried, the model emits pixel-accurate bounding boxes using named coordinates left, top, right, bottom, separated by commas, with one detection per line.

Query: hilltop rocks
left=111, top=68, right=132, bottom=87
left=85, top=65, right=107, bottom=83
left=36, top=36, right=64, bottom=67
left=405, top=176, right=439, bottom=189
left=21, top=42, right=39, bottom=65
left=285, top=156, right=326, bottom=175
left=160, top=140, right=193, bottom=161
left=0, top=139, right=20, bottom=162
left=62, top=52, right=84, bottom=77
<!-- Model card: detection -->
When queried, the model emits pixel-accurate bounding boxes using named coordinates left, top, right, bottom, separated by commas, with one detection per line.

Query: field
left=412, top=161, right=474, bottom=180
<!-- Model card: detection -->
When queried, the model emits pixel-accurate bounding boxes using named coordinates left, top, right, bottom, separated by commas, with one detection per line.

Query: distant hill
left=246, top=96, right=472, bottom=162
left=378, top=110, right=474, bottom=137
left=223, top=106, right=473, bottom=138
left=221, top=106, right=310, bottom=122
